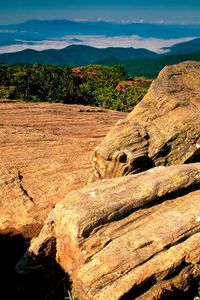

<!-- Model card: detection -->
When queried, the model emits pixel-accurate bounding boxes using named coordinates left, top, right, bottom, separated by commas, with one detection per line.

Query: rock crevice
left=16, top=163, right=200, bottom=300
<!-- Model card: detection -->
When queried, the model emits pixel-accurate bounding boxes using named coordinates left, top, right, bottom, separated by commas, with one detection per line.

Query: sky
left=1, top=0, right=200, bottom=25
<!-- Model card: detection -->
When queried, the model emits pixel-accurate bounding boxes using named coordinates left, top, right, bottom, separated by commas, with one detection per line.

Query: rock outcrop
left=90, top=61, right=200, bottom=182
left=3, top=62, right=200, bottom=299
left=16, top=163, right=200, bottom=300
left=0, top=102, right=126, bottom=236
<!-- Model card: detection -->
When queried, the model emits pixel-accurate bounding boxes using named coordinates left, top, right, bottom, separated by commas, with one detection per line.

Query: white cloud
left=0, top=35, right=195, bottom=54
left=0, top=39, right=70, bottom=54
left=71, top=18, right=89, bottom=22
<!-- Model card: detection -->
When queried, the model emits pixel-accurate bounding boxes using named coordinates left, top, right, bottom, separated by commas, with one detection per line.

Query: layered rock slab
left=0, top=102, right=126, bottom=235
left=17, top=163, right=200, bottom=299
left=90, top=61, right=200, bottom=182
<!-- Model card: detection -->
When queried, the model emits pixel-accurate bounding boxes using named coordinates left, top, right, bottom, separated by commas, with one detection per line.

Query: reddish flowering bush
left=87, top=70, right=97, bottom=75
left=72, top=67, right=83, bottom=74
left=72, top=67, right=97, bottom=76
left=116, top=78, right=150, bottom=93
left=0, top=63, right=151, bottom=112
left=116, top=80, right=134, bottom=92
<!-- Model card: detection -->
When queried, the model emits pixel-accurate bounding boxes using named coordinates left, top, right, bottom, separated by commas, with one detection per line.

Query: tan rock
left=90, top=61, right=200, bottom=182
left=0, top=102, right=126, bottom=236
left=16, top=163, right=200, bottom=299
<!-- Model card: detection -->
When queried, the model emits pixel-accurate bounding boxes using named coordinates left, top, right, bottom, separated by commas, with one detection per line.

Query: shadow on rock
left=0, top=232, right=70, bottom=300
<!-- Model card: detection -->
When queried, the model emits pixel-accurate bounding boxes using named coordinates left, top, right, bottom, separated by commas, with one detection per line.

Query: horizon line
left=1, top=18, right=200, bottom=27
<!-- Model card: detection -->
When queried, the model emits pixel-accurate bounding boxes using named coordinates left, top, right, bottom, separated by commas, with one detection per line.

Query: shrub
left=0, top=63, right=152, bottom=112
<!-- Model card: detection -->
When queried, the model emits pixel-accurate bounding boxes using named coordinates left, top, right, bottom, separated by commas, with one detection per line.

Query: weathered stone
left=90, top=61, right=200, bottom=182
left=16, top=163, right=200, bottom=299
left=0, top=102, right=126, bottom=236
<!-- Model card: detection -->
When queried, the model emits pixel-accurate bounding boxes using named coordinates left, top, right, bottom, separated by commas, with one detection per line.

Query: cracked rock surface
left=0, top=102, right=126, bottom=236
left=17, top=163, right=200, bottom=300
left=90, top=61, right=200, bottom=182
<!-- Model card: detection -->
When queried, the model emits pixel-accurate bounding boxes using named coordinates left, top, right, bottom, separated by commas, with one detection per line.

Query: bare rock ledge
left=0, top=103, right=126, bottom=236
left=17, top=163, right=200, bottom=300
left=90, top=61, right=200, bottom=182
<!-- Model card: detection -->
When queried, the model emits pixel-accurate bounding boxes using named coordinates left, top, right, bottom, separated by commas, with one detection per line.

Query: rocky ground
left=0, top=102, right=126, bottom=236
left=1, top=61, right=200, bottom=300
left=0, top=101, right=126, bottom=299
left=19, top=163, right=200, bottom=300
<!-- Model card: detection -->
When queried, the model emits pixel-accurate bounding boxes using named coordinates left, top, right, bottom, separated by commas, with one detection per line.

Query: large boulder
left=90, top=61, right=200, bottom=182
left=16, top=163, right=200, bottom=300
left=0, top=102, right=126, bottom=236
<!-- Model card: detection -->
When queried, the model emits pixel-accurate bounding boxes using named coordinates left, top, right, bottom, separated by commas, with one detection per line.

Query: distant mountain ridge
left=1, top=37, right=200, bottom=78
left=163, top=37, right=200, bottom=55
left=97, top=51, right=200, bottom=77
left=0, top=45, right=158, bottom=66
left=96, top=38, right=200, bottom=77
left=0, top=19, right=200, bottom=47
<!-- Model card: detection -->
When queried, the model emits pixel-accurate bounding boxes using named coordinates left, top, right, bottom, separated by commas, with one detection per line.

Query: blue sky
left=1, top=0, right=200, bottom=24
